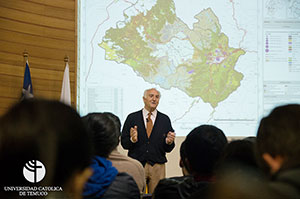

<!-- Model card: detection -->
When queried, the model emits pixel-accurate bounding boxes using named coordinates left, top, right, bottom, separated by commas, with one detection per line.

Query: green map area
left=99, top=0, right=245, bottom=108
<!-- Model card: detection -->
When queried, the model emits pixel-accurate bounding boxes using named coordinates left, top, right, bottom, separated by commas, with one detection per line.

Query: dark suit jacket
left=121, top=109, right=175, bottom=166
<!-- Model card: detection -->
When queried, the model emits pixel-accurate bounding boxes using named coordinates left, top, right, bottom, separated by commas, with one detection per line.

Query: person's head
left=103, top=112, right=121, bottom=133
left=143, top=88, right=161, bottom=112
left=218, top=138, right=258, bottom=169
left=82, top=112, right=120, bottom=158
left=256, top=104, right=300, bottom=174
left=0, top=99, right=93, bottom=199
left=208, top=167, right=275, bottom=199
left=179, top=140, right=190, bottom=176
left=184, top=125, right=228, bottom=178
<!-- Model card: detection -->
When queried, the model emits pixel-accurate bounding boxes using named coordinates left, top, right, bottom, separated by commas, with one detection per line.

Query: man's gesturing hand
left=130, top=125, right=138, bottom=143
left=166, top=131, right=175, bottom=145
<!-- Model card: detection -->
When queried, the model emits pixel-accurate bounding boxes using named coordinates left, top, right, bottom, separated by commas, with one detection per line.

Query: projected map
left=78, top=0, right=300, bottom=137
left=99, top=0, right=245, bottom=108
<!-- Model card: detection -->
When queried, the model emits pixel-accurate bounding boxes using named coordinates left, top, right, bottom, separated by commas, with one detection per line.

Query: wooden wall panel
left=27, top=0, right=75, bottom=10
left=0, top=40, right=75, bottom=61
left=0, top=7, right=74, bottom=30
left=0, top=52, right=75, bottom=72
left=0, top=0, right=74, bottom=20
left=0, top=18, right=75, bottom=40
left=0, top=0, right=76, bottom=116
left=1, top=29, right=74, bottom=50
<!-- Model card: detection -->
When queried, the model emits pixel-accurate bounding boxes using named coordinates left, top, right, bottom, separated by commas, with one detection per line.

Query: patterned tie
left=146, top=112, right=153, bottom=138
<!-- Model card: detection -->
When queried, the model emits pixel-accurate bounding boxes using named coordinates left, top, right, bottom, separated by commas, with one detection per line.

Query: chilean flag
left=22, top=60, right=34, bottom=99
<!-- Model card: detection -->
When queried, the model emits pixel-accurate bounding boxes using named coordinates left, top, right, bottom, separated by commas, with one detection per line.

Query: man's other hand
left=166, top=131, right=175, bottom=145
left=130, top=125, right=138, bottom=143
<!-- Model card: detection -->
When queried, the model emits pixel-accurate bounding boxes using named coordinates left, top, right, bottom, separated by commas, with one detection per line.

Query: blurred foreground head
left=81, top=112, right=121, bottom=158
left=218, top=137, right=258, bottom=171
left=184, top=125, right=228, bottom=177
left=256, top=104, right=300, bottom=174
left=209, top=167, right=275, bottom=199
left=0, top=99, right=93, bottom=199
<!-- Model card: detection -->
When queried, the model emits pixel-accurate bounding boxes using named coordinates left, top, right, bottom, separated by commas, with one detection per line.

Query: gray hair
left=143, top=88, right=161, bottom=98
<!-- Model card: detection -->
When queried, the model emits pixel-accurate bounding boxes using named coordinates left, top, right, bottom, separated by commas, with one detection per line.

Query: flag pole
left=64, top=55, right=69, bottom=64
left=23, top=51, right=29, bottom=62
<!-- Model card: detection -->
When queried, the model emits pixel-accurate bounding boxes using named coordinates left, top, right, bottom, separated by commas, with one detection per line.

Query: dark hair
left=256, top=104, right=300, bottom=170
left=0, top=99, right=92, bottom=188
left=218, top=139, right=258, bottom=169
left=179, top=140, right=191, bottom=173
left=179, top=140, right=187, bottom=163
left=185, top=125, right=227, bottom=175
left=103, top=112, right=121, bottom=134
left=82, top=112, right=120, bottom=158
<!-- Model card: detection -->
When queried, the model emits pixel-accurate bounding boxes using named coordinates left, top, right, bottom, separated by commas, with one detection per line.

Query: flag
left=60, top=62, right=71, bottom=106
left=22, top=60, right=34, bottom=99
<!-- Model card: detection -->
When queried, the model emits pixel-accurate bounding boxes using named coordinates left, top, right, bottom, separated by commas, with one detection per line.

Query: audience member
left=216, top=137, right=259, bottom=172
left=82, top=113, right=140, bottom=199
left=179, top=140, right=190, bottom=176
left=0, top=99, right=93, bottom=199
left=208, top=103, right=300, bottom=199
left=208, top=137, right=273, bottom=199
left=255, top=104, right=300, bottom=198
left=104, top=112, right=146, bottom=193
left=152, top=141, right=192, bottom=199
left=208, top=166, right=274, bottom=199
left=153, top=125, right=228, bottom=199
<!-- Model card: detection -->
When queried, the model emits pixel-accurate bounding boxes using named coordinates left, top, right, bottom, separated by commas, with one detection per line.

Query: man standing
left=121, top=88, right=175, bottom=194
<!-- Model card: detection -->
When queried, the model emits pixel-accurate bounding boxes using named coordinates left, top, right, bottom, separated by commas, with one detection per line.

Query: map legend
left=264, top=31, right=300, bottom=74
left=288, top=33, right=300, bottom=72
left=264, top=32, right=287, bottom=63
